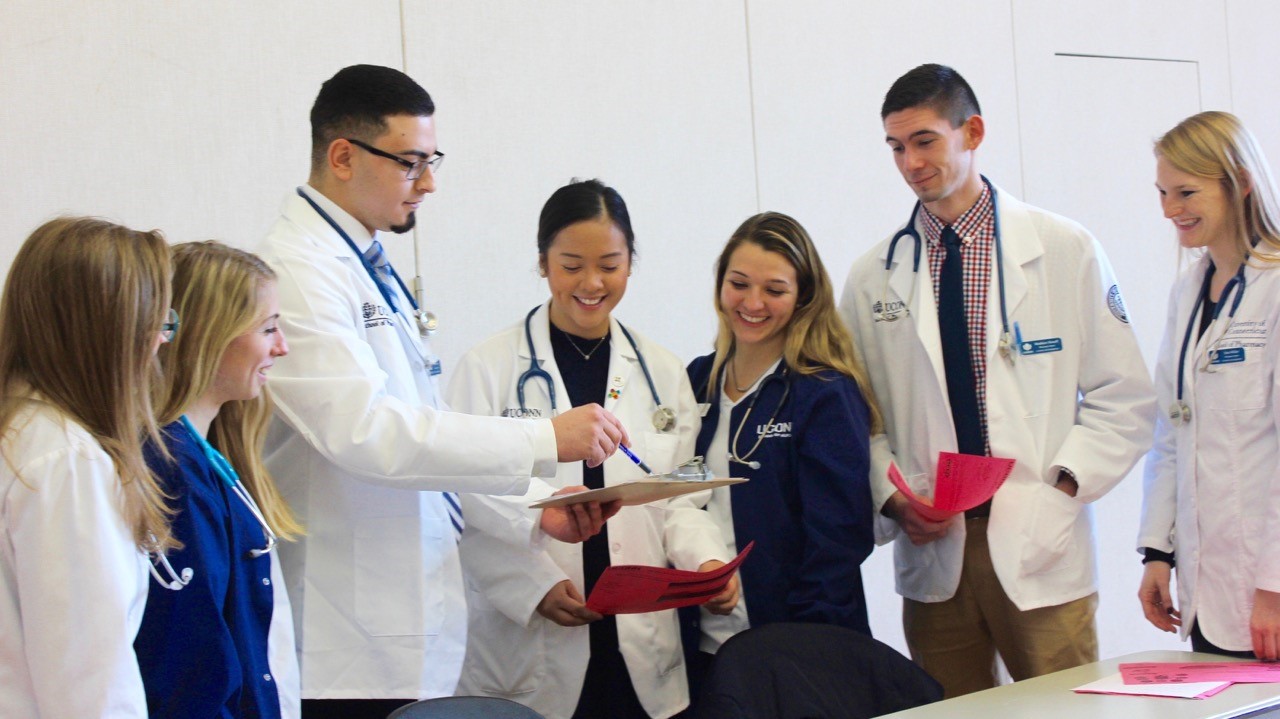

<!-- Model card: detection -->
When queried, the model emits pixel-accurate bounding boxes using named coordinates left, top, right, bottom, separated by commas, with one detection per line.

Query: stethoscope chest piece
left=1169, top=402, right=1191, bottom=426
left=417, top=310, right=439, bottom=337
left=652, top=406, right=676, bottom=432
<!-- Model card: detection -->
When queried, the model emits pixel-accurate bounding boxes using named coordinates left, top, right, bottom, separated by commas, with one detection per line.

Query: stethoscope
left=516, top=306, right=677, bottom=432
left=1168, top=260, right=1248, bottom=426
left=875, top=177, right=1016, bottom=363
left=148, top=417, right=279, bottom=591
left=296, top=188, right=439, bottom=338
left=701, top=361, right=792, bottom=470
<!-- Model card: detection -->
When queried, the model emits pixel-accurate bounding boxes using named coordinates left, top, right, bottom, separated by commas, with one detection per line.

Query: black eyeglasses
left=161, top=308, right=181, bottom=342
left=346, top=138, right=444, bottom=180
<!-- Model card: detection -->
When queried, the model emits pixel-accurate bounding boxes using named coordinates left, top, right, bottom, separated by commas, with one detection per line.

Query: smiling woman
left=447, top=179, right=736, bottom=719
left=682, top=211, right=882, bottom=711
left=133, top=240, right=302, bottom=719
left=1139, top=110, right=1280, bottom=662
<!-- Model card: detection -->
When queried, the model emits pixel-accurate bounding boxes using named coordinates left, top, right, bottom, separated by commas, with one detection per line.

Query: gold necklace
left=729, top=360, right=757, bottom=393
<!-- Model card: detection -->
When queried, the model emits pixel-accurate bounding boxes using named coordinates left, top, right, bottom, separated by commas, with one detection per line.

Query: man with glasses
left=257, top=64, right=628, bottom=719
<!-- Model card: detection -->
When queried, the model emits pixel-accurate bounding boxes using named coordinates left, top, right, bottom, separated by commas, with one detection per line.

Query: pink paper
left=1074, top=672, right=1232, bottom=699
left=887, top=464, right=954, bottom=521
left=585, top=542, right=754, bottom=615
left=886, top=452, right=1015, bottom=521
left=1121, top=661, right=1280, bottom=685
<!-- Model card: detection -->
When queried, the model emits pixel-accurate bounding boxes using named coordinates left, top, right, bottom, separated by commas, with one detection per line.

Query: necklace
left=729, top=359, right=761, bottom=393
left=558, top=325, right=609, bottom=360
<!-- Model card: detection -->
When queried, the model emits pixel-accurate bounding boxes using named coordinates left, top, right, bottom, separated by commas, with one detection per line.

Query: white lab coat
left=1139, top=255, right=1280, bottom=650
left=447, top=303, right=729, bottom=719
left=0, top=398, right=150, bottom=718
left=840, top=185, right=1156, bottom=611
left=257, top=187, right=558, bottom=700
left=267, top=551, right=300, bottom=719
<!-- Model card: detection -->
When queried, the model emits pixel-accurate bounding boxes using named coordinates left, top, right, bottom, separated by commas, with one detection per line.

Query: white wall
left=3, top=0, right=1279, bottom=668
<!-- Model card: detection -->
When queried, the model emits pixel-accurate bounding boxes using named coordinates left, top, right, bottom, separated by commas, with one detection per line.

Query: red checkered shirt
left=922, top=182, right=995, bottom=453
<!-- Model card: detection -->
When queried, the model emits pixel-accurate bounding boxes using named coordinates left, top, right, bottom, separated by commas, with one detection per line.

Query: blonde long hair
left=1156, top=111, right=1280, bottom=263
left=156, top=241, right=301, bottom=539
left=0, top=217, right=175, bottom=550
left=708, top=212, right=883, bottom=433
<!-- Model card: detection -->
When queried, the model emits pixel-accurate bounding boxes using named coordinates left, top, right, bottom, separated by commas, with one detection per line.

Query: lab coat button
left=611, top=542, right=621, bottom=553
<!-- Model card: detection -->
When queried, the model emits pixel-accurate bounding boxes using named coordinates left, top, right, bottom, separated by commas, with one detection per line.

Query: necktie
left=362, top=240, right=401, bottom=314
left=443, top=492, right=465, bottom=541
left=363, top=241, right=464, bottom=538
left=937, top=226, right=985, bottom=456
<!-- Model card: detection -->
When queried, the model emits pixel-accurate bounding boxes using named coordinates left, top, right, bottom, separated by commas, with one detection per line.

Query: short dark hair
left=537, top=179, right=636, bottom=259
left=310, top=64, right=435, bottom=171
left=881, top=63, right=981, bottom=128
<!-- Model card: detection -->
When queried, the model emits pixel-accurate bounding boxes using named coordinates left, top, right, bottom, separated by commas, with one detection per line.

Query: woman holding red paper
left=1138, top=111, right=1280, bottom=660
left=447, top=179, right=737, bottom=719
left=684, top=212, right=880, bottom=688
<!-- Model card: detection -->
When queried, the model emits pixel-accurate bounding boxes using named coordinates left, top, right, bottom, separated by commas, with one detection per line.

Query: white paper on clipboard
left=529, top=478, right=747, bottom=508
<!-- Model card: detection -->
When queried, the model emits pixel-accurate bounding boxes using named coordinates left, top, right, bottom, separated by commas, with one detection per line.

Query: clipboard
left=529, top=478, right=746, bottom=509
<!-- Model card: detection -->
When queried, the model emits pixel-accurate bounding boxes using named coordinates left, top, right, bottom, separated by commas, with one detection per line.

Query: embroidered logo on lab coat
left=757, top=421, right=792, bottom=439
left=1107, top=285, right=1129, bottom=324
left=362, top=302, right=395, bottom=330
left=502, top=407, right=543, bottom=418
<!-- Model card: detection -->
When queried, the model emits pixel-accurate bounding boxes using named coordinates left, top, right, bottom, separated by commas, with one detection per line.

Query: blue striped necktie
left=362, top=241, right=463, bottom=539
left=362, top=240, right=401, bottom=314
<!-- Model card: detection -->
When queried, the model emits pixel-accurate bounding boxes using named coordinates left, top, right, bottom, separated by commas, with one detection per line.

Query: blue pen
left=618, top=444, right=655, bottom=475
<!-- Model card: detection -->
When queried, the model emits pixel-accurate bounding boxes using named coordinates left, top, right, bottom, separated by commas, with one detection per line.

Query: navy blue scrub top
left=686, top=354, right=875, bottom=635
left=134, top=421, right=279, bottom=719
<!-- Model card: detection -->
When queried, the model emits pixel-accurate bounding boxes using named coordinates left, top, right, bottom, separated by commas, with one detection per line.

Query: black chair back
left=695, top=623, right=943, bottom=719
left=387, top=696, right=547, bottom=719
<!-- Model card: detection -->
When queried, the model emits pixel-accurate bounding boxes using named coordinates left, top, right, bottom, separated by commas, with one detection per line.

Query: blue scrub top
left=687, top=354, right=875, bottom=634
left=134, top=420, right=280, bottom=719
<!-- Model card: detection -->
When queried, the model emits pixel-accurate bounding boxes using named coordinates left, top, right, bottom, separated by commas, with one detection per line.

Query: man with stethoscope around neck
left=256, top=65, right=627, bottom=719
left=839, top=64, right=1155, bottom=698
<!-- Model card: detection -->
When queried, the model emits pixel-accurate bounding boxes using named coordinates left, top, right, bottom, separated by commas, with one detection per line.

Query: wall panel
left=0, top=0, right=403, bottom=275
left=402, top=0, right=758, bottom=368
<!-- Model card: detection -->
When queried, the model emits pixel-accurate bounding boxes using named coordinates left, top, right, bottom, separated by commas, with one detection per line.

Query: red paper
left=887, top=452, right=1015, bottom=521
left=585, top=542, right=754, bottom=615
left=1121, top=661, right=1280, bottom=685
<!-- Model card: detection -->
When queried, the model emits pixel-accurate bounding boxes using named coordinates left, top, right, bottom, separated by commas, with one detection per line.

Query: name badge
left=1019, top=337, right=1063, bottom=355
left=697, top=403, right=711, bottom=418
left=1210, top=346, right=1245, bottom=365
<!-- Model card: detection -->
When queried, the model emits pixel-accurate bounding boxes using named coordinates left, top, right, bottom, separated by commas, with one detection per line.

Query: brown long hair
left=708, top=212, right=883, bottom=433
left=0, top=217, right=175, bottom=550
left=155, top=241, right=301, bottom=538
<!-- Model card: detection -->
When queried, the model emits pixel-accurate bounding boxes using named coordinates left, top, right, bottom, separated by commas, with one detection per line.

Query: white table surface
left=879, top=650, right=1280, bottom=719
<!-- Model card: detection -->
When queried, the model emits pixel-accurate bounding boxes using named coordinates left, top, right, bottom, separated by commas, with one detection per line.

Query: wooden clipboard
left=528, top=478, right=746, bottom=509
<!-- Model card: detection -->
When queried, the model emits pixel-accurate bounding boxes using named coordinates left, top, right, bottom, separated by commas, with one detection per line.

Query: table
left=879, top=651, right=1280, bottom=719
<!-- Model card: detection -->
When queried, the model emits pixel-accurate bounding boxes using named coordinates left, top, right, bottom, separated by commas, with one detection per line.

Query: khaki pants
left=903, top=517, right=1098, bottom=698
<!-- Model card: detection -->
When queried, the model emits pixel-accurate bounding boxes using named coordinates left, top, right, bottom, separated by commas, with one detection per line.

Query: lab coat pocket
left=635, top=432, right=681, bottom=475
left=1201, top=354, right=1269, bottom=411
left=354, top=516, right=445, bottom=637
left=462, top=587, right=545, bottom=696
left=1011, top=338, right=1053, bottom=418
left=1018, top=482, right=1083, bottom=576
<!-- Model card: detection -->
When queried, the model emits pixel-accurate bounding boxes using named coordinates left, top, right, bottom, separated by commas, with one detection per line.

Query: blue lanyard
left=179, top=415, right=240, bottom=490
left=295, top=187, right=420, bottom=315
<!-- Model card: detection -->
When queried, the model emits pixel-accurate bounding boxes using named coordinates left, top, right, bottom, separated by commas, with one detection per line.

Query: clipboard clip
left=661, top=456, right=713, bottom=482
